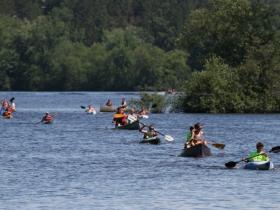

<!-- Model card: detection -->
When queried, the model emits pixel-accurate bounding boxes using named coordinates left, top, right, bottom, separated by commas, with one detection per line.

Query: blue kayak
left=244, top=161, right=274, bottom=170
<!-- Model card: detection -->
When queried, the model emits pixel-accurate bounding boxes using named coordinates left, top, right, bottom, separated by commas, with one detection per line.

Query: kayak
left=100, top=105, right=116, bottom=112
left=180, top=144, right=212, bottom=157
left=116, top=121, right=140, bottom=130
left=244, top=161, right=274, bottom=170
left=139, top=137, right=160, bottom=145
left=43, top=120, right=53, bottom=124
left=86, top=110, right=96, bottom=115
left=3, top=115, right=13, bottom=119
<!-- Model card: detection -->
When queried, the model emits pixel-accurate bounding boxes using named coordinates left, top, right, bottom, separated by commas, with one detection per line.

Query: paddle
left=153, top=130, right=174, bottom=142
left=9, top=97, right=15, bottom=103
left=225, top=146, right=280, bottom=169
left=137, top=120, right=174, bottom=142
left=208, top=141, right=225, bottom=150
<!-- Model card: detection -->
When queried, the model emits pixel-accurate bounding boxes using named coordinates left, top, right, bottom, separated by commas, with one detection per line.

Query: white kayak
left=244, top=161, right=274, bottom=170
left=86, top=110, right=96, bottom=115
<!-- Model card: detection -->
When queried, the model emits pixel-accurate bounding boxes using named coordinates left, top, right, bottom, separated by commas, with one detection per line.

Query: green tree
left=183, top=57, right=243, bottom=113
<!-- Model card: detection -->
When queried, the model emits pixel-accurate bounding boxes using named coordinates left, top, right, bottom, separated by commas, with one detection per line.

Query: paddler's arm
left=139, top=125, right=146, bottom=133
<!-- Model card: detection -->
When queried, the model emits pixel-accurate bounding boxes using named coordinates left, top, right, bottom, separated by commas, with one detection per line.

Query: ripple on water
left=0, top=92, right=280, bottom=209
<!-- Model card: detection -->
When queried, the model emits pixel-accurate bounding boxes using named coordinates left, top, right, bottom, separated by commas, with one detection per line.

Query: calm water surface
left=0, top=92, right=279, bottom=210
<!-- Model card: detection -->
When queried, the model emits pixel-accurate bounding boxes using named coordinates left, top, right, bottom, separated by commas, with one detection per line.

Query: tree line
left=0, top=0, right=280, bottom=112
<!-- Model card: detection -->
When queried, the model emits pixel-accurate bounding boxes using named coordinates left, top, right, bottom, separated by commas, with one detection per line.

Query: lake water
left=0, top=92, right=279, bottom=210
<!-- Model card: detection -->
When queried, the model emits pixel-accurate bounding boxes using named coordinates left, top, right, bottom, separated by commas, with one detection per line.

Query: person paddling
left=85, top=105, right=96, bottom=114
left=184, top=126, right=194, bottom=148
left=139, top=124, right=158, bottom=139
left=41, top=112, right=54, bottom=124
left=189, top=123, right=207, bottom=147
left=138, top=107, right=148, bottom=115
left=106, top=99, right=113, bottom=107
left=127, top=107, right=139, bottom=123
left=113, top=107, right=127, bottom=126
left=245, top=142, right=269, bottom=162
left=120, top=97, right=127, bottom=108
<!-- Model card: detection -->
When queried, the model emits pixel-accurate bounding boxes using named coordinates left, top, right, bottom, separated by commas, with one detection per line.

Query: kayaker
left=106, top=99, right=113, bottom=107
left=120, top=97, right=127, bottom=108
left=184, top=126, right=194, bottom=148
left=246, top=142, right=269, bottom=162
left=189, top=123, right=207, bottom=146
left=127, top=108, right=138, bottom=123
left=86, top=105, right=96, bottom=114
left=113, top=107, right=127, bottom=126
left=2, top=99, right=9, bottom=109
left=41, top=112, right=54, bottom=123
left=139, top=125, right=157, bottom=139
left=138, top=107, right=148, bottom=115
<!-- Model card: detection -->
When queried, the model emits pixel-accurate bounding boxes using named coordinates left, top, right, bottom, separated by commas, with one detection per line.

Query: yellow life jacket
left=249, top=151, right=269, bottom=162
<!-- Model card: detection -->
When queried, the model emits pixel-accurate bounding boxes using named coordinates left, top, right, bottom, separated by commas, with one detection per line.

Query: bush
left=128, top=92, right=167, bottom=113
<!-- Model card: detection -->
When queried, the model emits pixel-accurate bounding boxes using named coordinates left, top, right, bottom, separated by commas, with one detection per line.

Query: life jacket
left=249, top=151, right=269, bottom=162
left=7, top=106, right=14, bottom=113
left=113, top=113, right=126, bottom=119
left=113, top=113, right=127, bottom=125
left=3, top=111, right=11, bottom=117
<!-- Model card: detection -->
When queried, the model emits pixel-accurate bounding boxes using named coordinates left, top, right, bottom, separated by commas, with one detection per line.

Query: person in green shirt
left=248, top=142, right=269, bottom=162
left=184, top=126, right=194, bottom=148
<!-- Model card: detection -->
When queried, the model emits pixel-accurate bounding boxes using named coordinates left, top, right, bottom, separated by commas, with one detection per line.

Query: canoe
left=180, top=144, right=212, bottom=157
left=116, top=121, right=140, bottom=130
left=244, top=161, right=274, bottom=170
left=139, top=137, right=160, bottom=145
left=100, top=105, right=116, bottom=112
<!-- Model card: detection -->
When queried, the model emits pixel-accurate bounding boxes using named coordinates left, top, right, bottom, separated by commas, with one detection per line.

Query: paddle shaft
left=138, top=121, right=173, bottom=141
left=138, top=121, right=162, bottom=135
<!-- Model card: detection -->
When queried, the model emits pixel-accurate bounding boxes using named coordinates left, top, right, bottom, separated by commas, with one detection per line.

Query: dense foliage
left=1, top=0, right=280, bottom=112
left=129, top=92, right=167, bottom=113
left=0, top=0, right=197, bottom=91
left=178, top=0, right=280, bottom=113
